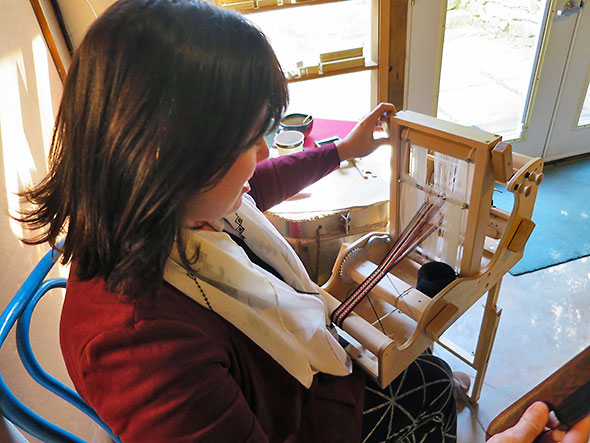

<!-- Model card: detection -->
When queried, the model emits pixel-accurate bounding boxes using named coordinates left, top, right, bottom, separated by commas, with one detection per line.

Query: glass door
left=543, top=1, right=590, bottom=159
left=436, top=0, right=549, bottom=141
left=406, top=0, right=589, bottom=160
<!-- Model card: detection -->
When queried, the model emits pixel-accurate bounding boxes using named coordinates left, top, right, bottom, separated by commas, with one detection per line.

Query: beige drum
left=265, top=146, right=390, bottom=284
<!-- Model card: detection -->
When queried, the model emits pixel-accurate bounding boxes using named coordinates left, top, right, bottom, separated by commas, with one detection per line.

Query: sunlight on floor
left=438, top=0, right=546, bottom=139
left=437, top=256, right=590, bottom=441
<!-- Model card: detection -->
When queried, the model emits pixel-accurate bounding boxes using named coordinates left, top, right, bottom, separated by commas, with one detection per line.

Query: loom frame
left=322, top=110, right=544, bottom=402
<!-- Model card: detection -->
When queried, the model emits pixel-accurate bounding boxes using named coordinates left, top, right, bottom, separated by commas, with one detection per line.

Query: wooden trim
left=49, top=0, right=73, bottom=53
left=29, top=0, right=67, bottom=83
left=286, top=62, right=378, bottom=83
left=239, top=0, right=349, bottom=14
left=388, top=0, right=407, bottom=109
left=377, top=0, right=391, bottom=103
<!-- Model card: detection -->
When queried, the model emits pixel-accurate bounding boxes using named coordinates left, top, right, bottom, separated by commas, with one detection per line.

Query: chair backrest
left=0, top=244, right=121, bottom=443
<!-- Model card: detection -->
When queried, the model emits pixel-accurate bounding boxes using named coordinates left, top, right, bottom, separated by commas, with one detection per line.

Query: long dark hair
left=16, top=0, right=288, bottom=297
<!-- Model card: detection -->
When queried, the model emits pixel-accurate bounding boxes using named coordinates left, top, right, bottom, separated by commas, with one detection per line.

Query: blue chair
left=0, top=244, right=121, bottom=443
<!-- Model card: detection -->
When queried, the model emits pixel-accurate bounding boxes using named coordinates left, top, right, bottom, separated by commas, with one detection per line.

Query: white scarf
left=163, top=194, right=351, bottom=388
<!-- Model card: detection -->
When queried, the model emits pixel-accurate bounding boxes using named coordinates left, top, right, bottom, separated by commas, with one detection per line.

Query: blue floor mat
left=492, top=157, right=590, bottom=275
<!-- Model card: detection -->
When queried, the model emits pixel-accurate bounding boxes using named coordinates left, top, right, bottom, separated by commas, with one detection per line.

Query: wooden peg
left=529, top=172, right=544, bottom=185
left=524, top=185, right=532, bottom=197
left=492, top=142, right=513, bottom=183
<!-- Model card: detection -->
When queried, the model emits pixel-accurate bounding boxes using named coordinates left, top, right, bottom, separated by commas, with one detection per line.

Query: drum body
left=266, top=201, right=389, bottom=284
left=265, top=147, right=391, bottom=284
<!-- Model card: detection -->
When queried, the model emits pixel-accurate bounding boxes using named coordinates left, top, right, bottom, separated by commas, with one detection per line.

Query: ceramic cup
left=274, top=130, right=304, bottom=156
left=279, top=113, right=313, bottom=136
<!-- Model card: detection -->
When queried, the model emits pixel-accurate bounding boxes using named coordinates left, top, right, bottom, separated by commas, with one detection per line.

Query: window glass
left=437, top=0, right=547, bottom=139
left=248, top=0, right=373, bottom=75
left=578, top=78, right=590, bottom=127
left=287, top=71, right=372, bottom=121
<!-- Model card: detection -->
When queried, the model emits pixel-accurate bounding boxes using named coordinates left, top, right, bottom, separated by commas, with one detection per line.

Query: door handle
left=556, top=0, right=583, bottom=16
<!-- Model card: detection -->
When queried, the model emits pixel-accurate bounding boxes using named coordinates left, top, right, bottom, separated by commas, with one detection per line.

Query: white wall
left=56, top=0, right=114, bottom=48
left=0, top=1, right=110, bottom=441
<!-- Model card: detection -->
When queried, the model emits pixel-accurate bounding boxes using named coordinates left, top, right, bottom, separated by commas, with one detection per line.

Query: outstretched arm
left=248, top=143, right=341, bottom=212
left=335, top=102, right=396, bottom=161
left=249, top=103, right=396, bottom=212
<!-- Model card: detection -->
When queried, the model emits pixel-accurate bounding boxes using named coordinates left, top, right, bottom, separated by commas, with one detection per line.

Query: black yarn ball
left=416, top=261, right=457, bottom=298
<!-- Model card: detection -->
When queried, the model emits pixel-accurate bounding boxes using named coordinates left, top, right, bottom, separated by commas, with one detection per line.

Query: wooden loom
left=322, top=110, right=544, bottom=401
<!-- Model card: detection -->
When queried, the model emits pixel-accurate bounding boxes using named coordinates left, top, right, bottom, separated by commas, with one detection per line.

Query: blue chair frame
left=0, top=245, right=121, bottom=443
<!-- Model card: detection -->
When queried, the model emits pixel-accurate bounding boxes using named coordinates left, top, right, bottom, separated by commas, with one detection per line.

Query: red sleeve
left=72, top=319, right=269, bottom=443
left=248, top=143, right=341, bottom=212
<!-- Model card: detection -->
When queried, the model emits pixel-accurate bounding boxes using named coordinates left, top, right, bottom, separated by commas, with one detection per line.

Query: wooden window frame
left=222, top=0, right=408, bottom=109
left=29, top=0, right=72, bottom=83
left=32, top=0, right=408, bottom=109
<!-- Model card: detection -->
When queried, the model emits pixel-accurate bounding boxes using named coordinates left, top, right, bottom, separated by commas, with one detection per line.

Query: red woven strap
left=330, top=199, right=445, bottom=328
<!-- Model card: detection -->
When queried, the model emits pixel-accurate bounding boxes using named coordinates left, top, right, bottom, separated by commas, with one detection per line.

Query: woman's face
left=184, top=137, right=269, bottom=226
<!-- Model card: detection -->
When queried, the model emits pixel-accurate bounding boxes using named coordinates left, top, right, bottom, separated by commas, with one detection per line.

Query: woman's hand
left=487, top=401, right=590, bottom=443
left=335, top=102, right=396, bottom=162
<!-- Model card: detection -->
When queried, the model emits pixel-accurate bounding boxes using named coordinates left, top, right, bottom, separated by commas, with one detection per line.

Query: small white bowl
left=274, top=130, right=304, bottom=156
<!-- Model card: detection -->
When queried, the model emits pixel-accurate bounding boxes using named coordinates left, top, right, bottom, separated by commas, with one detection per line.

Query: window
left=218, top=0, right=394, bottom=120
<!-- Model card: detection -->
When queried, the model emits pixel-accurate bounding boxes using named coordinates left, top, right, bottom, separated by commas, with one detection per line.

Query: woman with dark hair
left=18, top=0, right=457, bottom=441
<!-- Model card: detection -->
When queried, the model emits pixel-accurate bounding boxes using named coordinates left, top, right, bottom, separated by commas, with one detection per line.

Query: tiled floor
left=434, top=257, right=590, bottom=441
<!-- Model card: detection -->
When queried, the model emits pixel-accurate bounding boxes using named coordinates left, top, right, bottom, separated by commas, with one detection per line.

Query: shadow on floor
left=435, top=257, right=590, bottom=442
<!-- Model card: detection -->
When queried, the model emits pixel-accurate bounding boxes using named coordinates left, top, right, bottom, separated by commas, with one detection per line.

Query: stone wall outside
left=446, top=0, right=545, bottom=45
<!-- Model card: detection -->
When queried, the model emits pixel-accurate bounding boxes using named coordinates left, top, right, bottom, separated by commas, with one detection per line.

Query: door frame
left=405, top=0, right=589, bottom=160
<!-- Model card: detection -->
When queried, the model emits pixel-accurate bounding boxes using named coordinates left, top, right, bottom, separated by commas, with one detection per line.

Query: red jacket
left=60, top=145, right=366, bottom=442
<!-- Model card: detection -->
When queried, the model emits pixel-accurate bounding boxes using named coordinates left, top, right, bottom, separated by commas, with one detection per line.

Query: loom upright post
left=470, top=281, right=502, bottom=402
